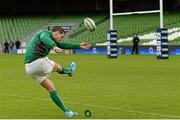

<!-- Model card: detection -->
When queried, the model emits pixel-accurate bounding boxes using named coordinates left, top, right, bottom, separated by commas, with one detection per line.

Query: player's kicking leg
left=52, top=62, right=76, bottom=77
left=25, top=57, right=78, bottom=117
left=40, top=78, right=78, bottom=117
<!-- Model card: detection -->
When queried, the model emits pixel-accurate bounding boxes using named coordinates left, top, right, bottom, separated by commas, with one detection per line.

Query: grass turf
left=0, top=54, right=180, bottom=119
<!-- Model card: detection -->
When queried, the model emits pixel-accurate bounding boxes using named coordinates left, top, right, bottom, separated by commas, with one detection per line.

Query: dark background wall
left=0, top=0, right=179, bottom=15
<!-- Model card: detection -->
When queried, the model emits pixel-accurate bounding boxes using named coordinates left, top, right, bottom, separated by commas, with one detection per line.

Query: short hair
left=52, top=26, right=64, bottom=34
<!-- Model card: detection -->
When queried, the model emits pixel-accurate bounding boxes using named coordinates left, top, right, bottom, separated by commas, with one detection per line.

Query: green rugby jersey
left=24, top=30, right=80, bottom=64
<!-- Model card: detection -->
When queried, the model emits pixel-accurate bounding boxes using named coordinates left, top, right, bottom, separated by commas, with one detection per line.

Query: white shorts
left=25, top=57, right=55, bottom=83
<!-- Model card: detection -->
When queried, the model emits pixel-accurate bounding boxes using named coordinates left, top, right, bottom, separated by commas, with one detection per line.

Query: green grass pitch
left=0, top=54, right=180, bottom=119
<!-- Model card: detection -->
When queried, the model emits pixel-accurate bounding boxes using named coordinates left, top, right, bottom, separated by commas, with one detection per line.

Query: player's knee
left=40, top=79, right=56, bottom=92
left=52, top=63, right=62, bottom=72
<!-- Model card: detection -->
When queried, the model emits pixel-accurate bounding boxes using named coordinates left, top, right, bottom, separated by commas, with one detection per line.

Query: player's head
left=52, top=26, right=64, bottom=42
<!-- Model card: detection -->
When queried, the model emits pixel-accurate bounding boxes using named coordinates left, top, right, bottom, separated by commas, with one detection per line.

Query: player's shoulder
left=38, top=30, right=50, bottom=34
left=39, top=30, right=51, bottom=37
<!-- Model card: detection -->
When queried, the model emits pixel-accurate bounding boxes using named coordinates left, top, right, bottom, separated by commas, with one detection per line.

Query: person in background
left=15, top=40, right=21, bottom=49
left=131, top=34, right=140, bottom=55
left=4, top=40, right=9, bottom=54
left=9, top=41, right=14, bottom=53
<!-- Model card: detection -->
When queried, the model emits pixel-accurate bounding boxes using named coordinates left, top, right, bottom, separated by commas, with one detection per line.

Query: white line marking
left=66, top=101, right=180, bottom=118
left=66, top=94, right=121, bottom=98
left=0, top=93, right=180, bottom=118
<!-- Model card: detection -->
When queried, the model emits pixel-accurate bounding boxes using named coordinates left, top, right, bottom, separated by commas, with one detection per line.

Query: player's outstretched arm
left=57, top=41, right=80, bottom=49
left=57, top=41, right=92, bottom=49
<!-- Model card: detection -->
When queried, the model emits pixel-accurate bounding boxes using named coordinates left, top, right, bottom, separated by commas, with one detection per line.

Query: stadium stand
left=71, top=13, right=180, bottom=45
left=0, top=16, right=52, bottom=43
left=0, top=13, right=179, bottom=46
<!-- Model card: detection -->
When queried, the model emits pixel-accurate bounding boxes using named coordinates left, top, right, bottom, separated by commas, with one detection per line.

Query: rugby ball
left=84, top=18, right=96, bottom=32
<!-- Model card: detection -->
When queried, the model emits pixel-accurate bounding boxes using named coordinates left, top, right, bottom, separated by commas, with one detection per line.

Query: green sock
left=50, top=90, right=69, bottom=112
left=59, top=67, right=71, bottom=74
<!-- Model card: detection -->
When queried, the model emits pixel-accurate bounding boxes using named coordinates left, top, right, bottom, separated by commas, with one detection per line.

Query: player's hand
left=53, top=47, right=62, bottom=53
left=80, top=43, right=92, bottom=49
